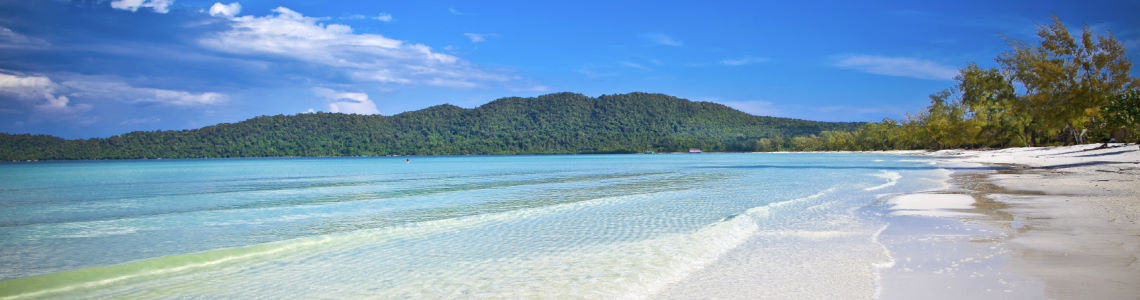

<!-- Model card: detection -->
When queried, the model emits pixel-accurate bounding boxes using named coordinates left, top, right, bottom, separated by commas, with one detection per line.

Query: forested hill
left=0, top=92, right=861, bottom=160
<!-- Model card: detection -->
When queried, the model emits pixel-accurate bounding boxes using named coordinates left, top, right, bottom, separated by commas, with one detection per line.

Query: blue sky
left=1, top=0, right=1138, bottom=138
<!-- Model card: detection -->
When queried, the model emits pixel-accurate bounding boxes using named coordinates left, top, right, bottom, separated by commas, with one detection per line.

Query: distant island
left=0, top=92, right=861, bottom=160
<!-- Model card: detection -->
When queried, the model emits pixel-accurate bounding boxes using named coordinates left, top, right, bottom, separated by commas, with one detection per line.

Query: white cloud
left=619, top=61, right=651, bottom=71
left=644, top=33, right=682, bottom=46
left=464, top=33, right=487, bottom=43
left=110, top=0, right=174, bottom=14
left=0, top=72, right=90, bottom=114
left=209, top=2, right=241, bottom=18
left=509, top=85, right=550, bottom=93
left=833, top=55, right=957, bottom=80
left=200, top=7, right=508, bottom=88
left=1, top=71, right=224, bottom=113
left=374, top=13, right=393, bottom=22
left=720, top=56, right=769, bottom=66
left=449, top=7, right=463, bottom=15
left=313, top=87, right=380, bottom=115
left=62, top=79, right=225, bottom=106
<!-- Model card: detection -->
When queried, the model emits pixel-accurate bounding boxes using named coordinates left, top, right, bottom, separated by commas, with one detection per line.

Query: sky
left=1, top=0, right=1138, bottom=138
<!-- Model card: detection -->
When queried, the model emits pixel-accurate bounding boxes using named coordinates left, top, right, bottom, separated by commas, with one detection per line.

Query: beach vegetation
left=790, top=15, right=1140, bottom=151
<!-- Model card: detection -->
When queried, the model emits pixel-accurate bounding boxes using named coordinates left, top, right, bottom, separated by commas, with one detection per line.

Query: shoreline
left=883, top=144, right=1140, bottom=299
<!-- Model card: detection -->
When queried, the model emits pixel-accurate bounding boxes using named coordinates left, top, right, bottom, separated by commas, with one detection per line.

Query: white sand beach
left=889, top=144, right=1140, bottom=299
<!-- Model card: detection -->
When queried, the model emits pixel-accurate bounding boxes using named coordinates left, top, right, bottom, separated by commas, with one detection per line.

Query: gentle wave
left=0, top=171, right=668, bottom=229
left=0, top=188, right=692, bottom=299
left=0, top=154, right=945, bottom=298
left=870, top=224, right=895, bottom=300
left=863, top=170, right=901, bottom=191
left=0, top=183, right=842, bottom=299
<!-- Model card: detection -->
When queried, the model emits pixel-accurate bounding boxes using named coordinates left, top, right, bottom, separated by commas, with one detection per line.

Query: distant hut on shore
left=688, top=148, right=702, bottom=153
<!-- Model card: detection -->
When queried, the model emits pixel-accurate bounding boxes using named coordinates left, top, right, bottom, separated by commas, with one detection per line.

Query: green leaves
left=865, top=14, right=1140, bottom=150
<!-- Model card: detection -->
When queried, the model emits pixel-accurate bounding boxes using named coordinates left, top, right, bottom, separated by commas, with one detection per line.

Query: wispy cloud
left=719, top=100, right=783, bottom=117
left=464, top=33, right=495, bottom=43
left=1, top=71, right=224, bottom=121
left=619, top=61, right=651, bottom=71
left=644, top=33, right=682, bottom=46
left=0, top=26, right=49, bottom=49
left=110, top=0, right=173, bottom=14
left=374, top=13, right=394, bottom=22
left=200, top=6, right=510, bottom=88
left=720, top=56, right=769, bottom=66
left=509, top=85, right=551, bottom=93
left=119, top=117, right=160, bottom=126
left=449, top=7, right=463, bottom=15
left=577, top=66, right=617, bottom=80
left=313, top=87, right=380, bottom=115
left=833, top=55, right=957, bottom=80
left=65, top=78, right=226, bottom=107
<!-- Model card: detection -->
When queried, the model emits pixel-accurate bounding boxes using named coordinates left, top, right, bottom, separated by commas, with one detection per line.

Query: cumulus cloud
left=833, top=55, right=957, bottom=80
left=200, top=7, right=508, bottom=88
left=0, top=72, right=90, bottom=114
left=110, top=0, right=174, bottom=14
left=209, top=2, right=241, bottom=18
left=644, top=33, right=682, bottom=46
left=313, top=87, right=380, bottom=115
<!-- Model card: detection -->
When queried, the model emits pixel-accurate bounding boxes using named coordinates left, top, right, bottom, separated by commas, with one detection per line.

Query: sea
left=0, top=153, right=951, bottom=299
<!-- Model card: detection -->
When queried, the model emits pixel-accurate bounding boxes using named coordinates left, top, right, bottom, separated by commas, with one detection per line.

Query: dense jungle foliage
left=0, top=92, right=860, bottom=160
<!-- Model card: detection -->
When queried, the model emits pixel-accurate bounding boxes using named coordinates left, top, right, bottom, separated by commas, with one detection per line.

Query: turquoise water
left=0, top=154, right=945, bottom=298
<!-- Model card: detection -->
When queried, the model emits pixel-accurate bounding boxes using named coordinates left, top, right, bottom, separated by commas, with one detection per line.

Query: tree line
left=0, top=92, right=861, bottom=160
left=788, top=16, right=1139, bottom=151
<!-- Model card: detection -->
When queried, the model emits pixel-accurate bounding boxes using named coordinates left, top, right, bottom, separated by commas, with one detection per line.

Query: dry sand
left=921, top=144, right=1140, bottom=299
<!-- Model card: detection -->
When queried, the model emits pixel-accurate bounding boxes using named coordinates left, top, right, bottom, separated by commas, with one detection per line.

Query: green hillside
left=0, top=92, right=861, bottom=160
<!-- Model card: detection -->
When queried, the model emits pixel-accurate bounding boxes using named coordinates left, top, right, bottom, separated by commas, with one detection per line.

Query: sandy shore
left=901, top=144, right=1140, bottom=299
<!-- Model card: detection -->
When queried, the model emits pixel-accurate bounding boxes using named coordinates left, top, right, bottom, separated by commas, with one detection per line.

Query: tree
left=1102, top=89, right=1140, bottom=142
left=957, top=63, right=1030, bottom=147
left=998, top=15, right=1138, bottom=144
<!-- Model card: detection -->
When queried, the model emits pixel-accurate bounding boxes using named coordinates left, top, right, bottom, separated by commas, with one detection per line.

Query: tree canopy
left=802, top=15, right=1140, bottom=151
left=0, top=92, right=860, bottom=160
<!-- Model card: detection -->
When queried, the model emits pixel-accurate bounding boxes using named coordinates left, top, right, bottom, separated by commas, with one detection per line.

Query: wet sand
left=899, top=144, right=1140, bottom=299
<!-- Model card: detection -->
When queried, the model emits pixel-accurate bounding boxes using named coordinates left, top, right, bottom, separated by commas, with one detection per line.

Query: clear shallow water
left=0, top=154, right=945, bottom=298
